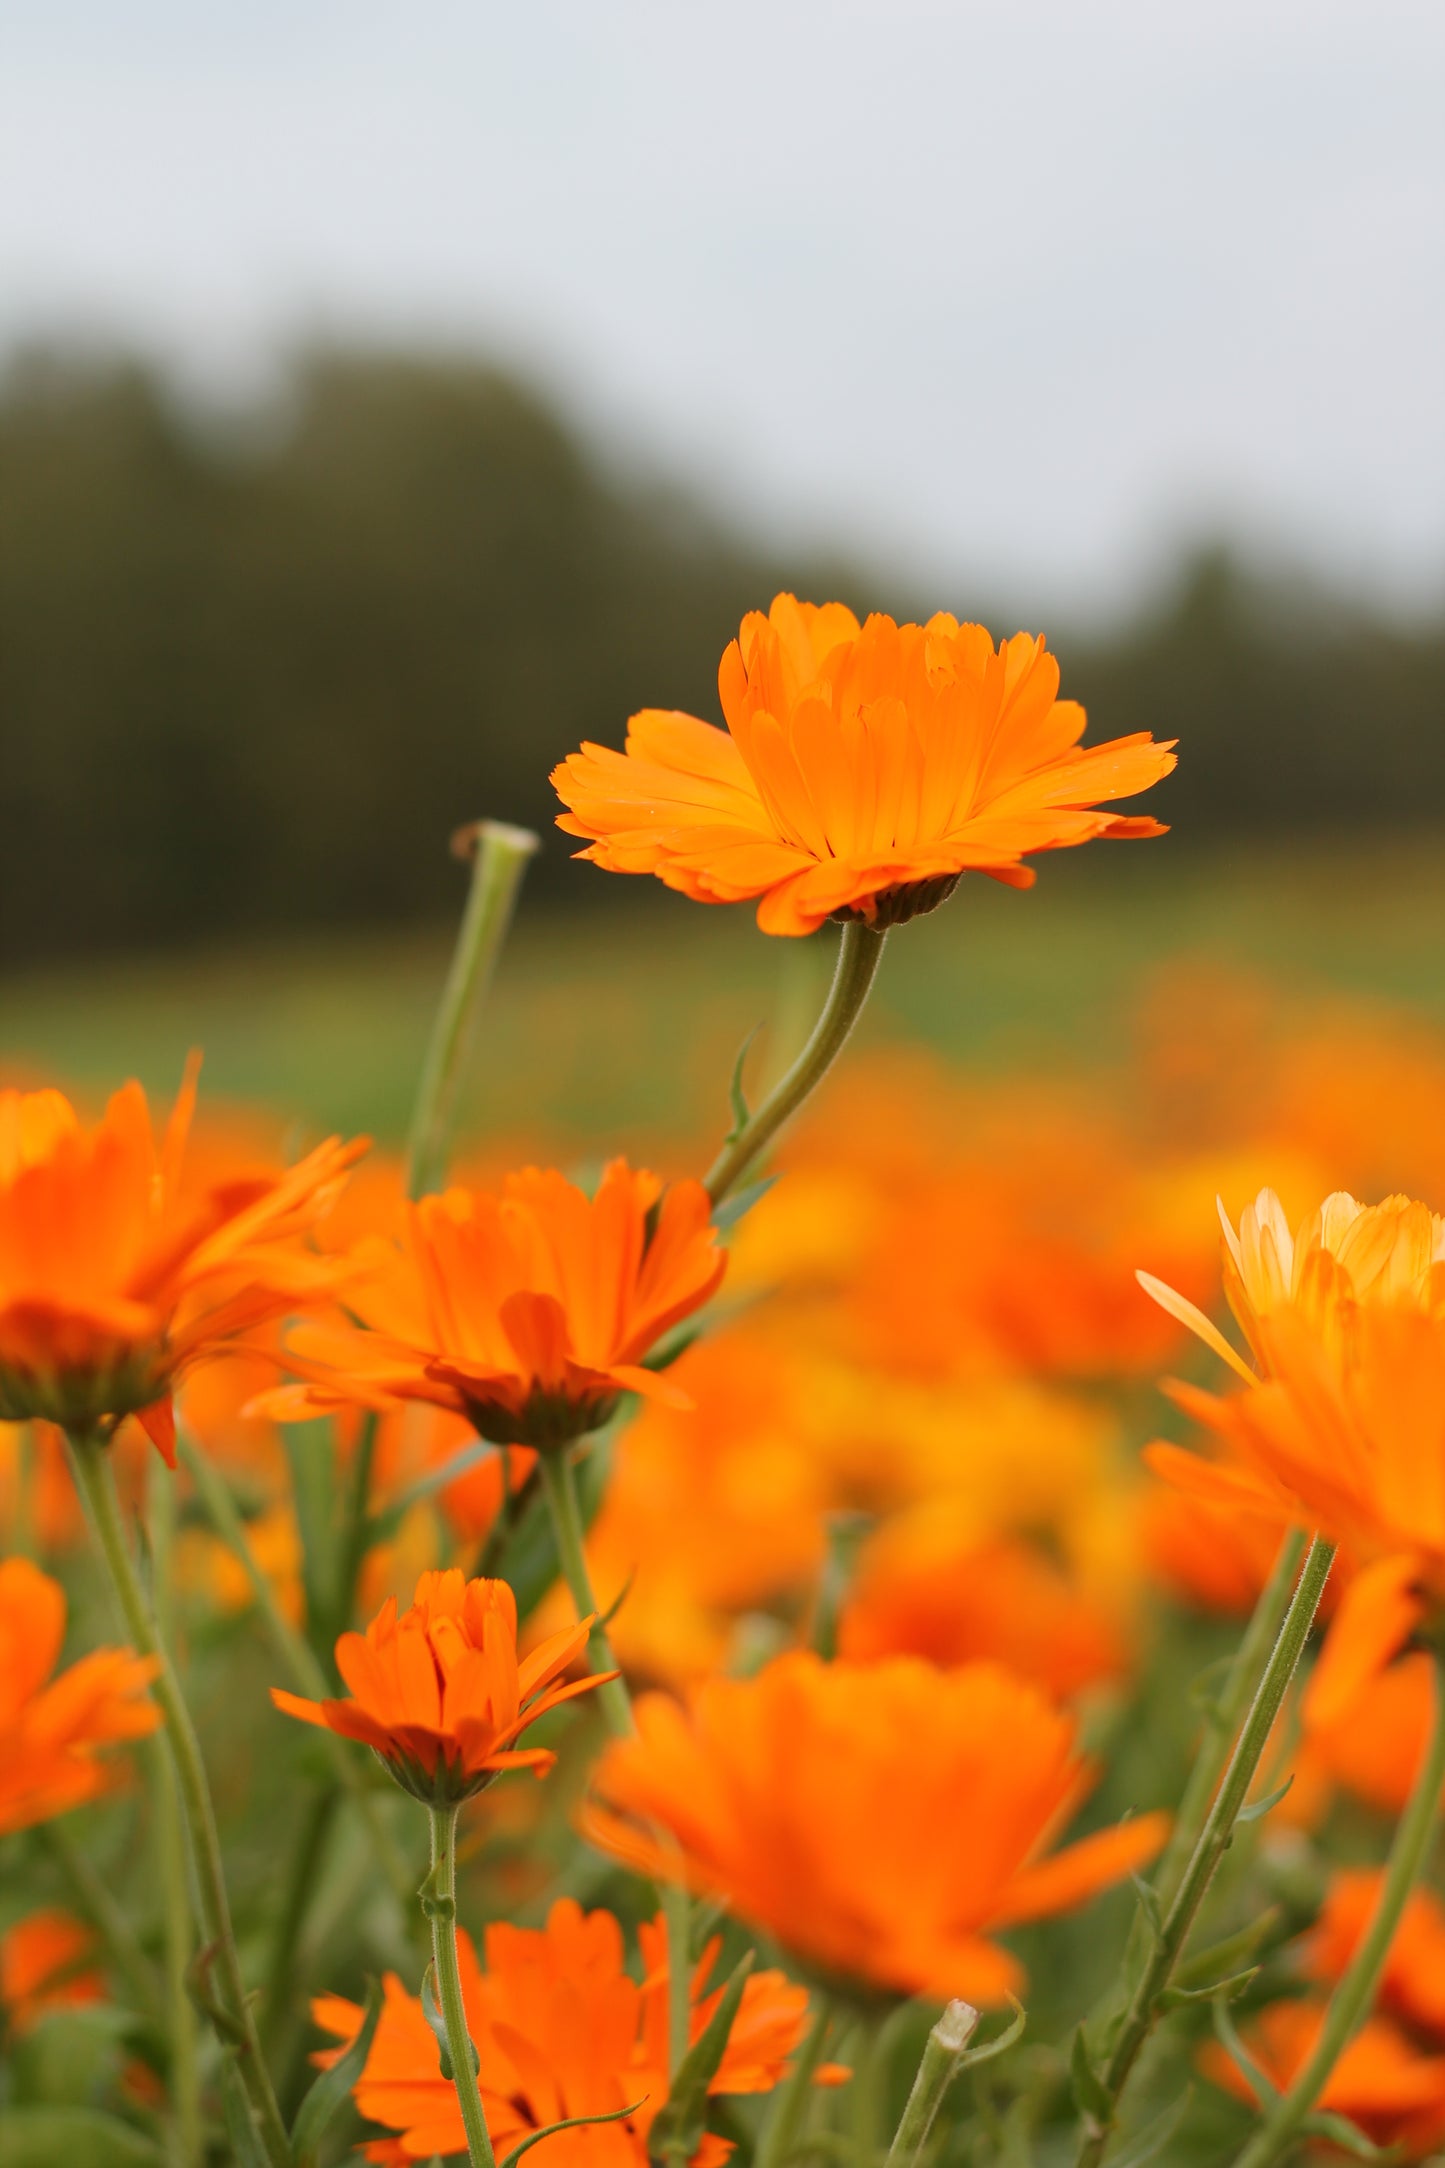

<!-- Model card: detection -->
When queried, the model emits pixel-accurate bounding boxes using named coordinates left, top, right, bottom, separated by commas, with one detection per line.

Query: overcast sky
left=1, top=0, right=1441, bottom=614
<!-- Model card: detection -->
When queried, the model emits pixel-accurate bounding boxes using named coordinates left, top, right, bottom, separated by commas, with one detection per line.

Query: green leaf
left=219, top=2054, right=271, bottom=2168
left=498, top=2099, right=647, bottom=2168
left=1069, top=2025, right=1113, bottom=2125
left=0, top=2110, right=164, bottom=2167
left=1299, top=2110, right=1393, bottom=2159
left=1238, top=1775, right=1295, bottom=1824
left=1129, top=1871, right=1165, bottom=1949
left=955, top=1997, right=1026, bottom=2072
left=1107, top=2088, right=1193, bottom=2168
left=291, top=1975, right=384, bottom=2165
left=1161, top=1965, right=1259, bottom=2010
left=648, top=1949, right=755, bottom=2162
left=1211, top=1991, right=1279, bottom=2109
left=422, top=1960, right=479, bottom=2081
left=710, top=1175, right=778, bottom=1233
left=1188, top=1653, right=1235, bottom=1722
left=724, top=1026, right=762, bottom=1144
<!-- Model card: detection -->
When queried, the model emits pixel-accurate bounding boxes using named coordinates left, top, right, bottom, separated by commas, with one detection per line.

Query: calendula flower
left=837, top=1514, right=1126, bottom=1699
left=0, top=1555, right=158, bottom=1835
left=1148, top=1305, right=1445, bottom=1714
left=1, top=1909, right=104, bottom=2036
left=312, top=1897, right=838, bottom=2168
left=258, top=1160, right=725, bottom=1451
left=584, top=1652, right=1167, bottom=2003
left=1139, top=1474, right=1292, bottom=1618
left=1204, top=2002, right=1445, bottom=2159
left=0, top=1075, right=364, bottom=1462
left=272, top=1569, right=614, bottom=1804
left=1308, top=1871, right=1445, bottom=2037
left=552, top=595, right=1175, bottom=936
left=1139, top=1187, right=1445, bottom=1386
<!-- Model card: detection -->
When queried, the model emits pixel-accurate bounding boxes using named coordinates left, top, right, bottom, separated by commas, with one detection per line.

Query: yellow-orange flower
left=0, top=1555, right=158, bottom=1834
left=1140, top=1187, right=1445, bottom=1386
left=0, top=1075, right=364, bottom=1461
left=584, top=1652, right=1167, bottom=2003
left=552, top=596, right=1175, bottom=936
left=272, top=1569, right=614, bottom=1804
left=312, top=1897, right=836, bottom=2168
left=260, top=1160, right=726, bottom=1450
left=0, top=1909, right=104, bottom=2035
left=837, top=1514, right=1126, bottom=1699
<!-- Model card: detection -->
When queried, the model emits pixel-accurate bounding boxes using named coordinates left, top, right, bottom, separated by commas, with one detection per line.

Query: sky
left=1, top=0, right=1442, bottom=615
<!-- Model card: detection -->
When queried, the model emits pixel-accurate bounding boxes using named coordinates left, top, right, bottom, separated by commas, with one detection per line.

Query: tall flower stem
left=1073, top=1534, right=1336, bottom=2168
left=425, top=1805, right=496, bottom=2168
left=146, top=1465, right=204, bottom=2168
left=534, top=1442, right=692, bottom=2080
left=67, top=1433, right=292, bottom=2168
left=39, top=1817, right=164, bottom=2022
left=886, top=2002, right=980, bottom=2168
left=406, top=819, right=538, bottom=1201
left=1232, top=1643, right=1445, bottom=2168
left=756, top=2001, right=833, bottom=2168
left=704, top=920, right=887, bottom=1208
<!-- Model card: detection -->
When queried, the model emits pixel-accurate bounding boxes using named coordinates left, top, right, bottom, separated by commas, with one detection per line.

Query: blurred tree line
left=1, top=348, right=1441, bottom=967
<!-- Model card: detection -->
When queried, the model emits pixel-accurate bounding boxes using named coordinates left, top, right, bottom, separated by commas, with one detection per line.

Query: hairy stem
left=1074, top=1534, right=1335, bottom=2168
left=146, top=1468, right=204, bottom=2168
left=1232, top=1642, right=1445, bottom=2168
left=426, top=1805, right=495, bottom=2168
left=67, top=1433, right=292, bottom=2168
left=704, top=920, right=887, bottom=1208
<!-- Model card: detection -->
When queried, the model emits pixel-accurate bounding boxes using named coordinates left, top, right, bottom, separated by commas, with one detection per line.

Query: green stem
left=886, top=2003, right=979, bottom=2168
left=534, top=1444, right=691, bottom=2078
left=38, top=1818, right=164, bottom=2023
left=178, top=1434, right=415, bottom=1908
left=67, top=1433, right=292, bottom=2168
left=260, top=1785, right=338, bottom=2059
left=756, top=2001, right=833, bottom=2168
left=146, top=1470, right=204, bottom=2168
left=426, top=1805, right=496, bottom=2168
left=332, top=1407, right=379, bottom=1639
left=704, top=920, right=887, bottom=1208
left=406, top=818, right=538, bottom=1201
left=1232, top=1643, right=1445, bottom=2168
left=1074, top=1534, right=1335, bottom=2168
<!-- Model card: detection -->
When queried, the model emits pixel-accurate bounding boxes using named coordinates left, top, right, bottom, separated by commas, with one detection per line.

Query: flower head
left=553, top=596, right=1175, bottom=936
left=311, top=1896, right=835, bottom=2167
left=272, top=1569, right=614, bottom=1804
left=260, top=1159, right=726, bottom=1450
left=0, top=1909, right=104, bottom=2037
left=0, top=1556, right=159, bottom=1835
left=584, top=1652, right=1167, bottom=2003
left=0, top=1075, right=364, bottom=1461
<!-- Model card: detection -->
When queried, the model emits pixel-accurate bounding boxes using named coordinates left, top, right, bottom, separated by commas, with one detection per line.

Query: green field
left=3, top=835, right=1444, bottom=1147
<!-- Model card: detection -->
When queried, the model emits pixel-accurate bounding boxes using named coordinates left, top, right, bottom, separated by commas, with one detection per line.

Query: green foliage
left=0, top=2108, right=163, bottom=2167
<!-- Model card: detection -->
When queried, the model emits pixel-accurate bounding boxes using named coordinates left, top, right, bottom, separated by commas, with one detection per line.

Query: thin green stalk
left=332, top=1408, right=379, bottom=1638
left=38, top=1817, right=164, bottom=2022
left=426, top=1805, right=496, bottom=2168
left=178, top=1435, right=414, bottom=1908
left=756, top=2001, right=833, bottom=2168
left=261, top=1785, right=338, bottom=2059
left=1074, top=1534, right=1336, bottom=2168
left=534, top=1444, right=691, bottom=2078
left=1232, top=1643, right=1445, bottom=2168
left=704, top=920, right=887, bottom=1208
left=1152, top=1527, right=1307, bottom=1910
left=67, top=1433, right=292, bottom=2168
left=147, top=1469, right=204, bottom=2168
left=406, top=819, right=538, bottom=1201
left=886, top=2003, right=980, bottom=2168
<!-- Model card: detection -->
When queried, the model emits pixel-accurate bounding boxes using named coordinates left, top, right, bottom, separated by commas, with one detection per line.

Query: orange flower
left=1139, top=1477, right=1290, bottom=1618
left=272, top=1569, right=614, bottom=1804
left=837, top=1515, right=1126, bottom=1699
left=552, top=596, right=1175, bottom=936
left=0, top=1909, right=104, bottom=2035
left=0, top=1075, right=364, bottom=1462
left=584, top=1653, right=1168, bottom=2003
left=260, top=1160, right=726, bottom=1450
left=1204, top=2001, right=1445, bottom=2159
left=312, top=1897, right=835, bottom=2168
left=0, top=1555, right=158, bottom=1834
left=1140, top=1187, right=1445, bottom=1386
left=1308, top=1871, right=1445, bottom=2039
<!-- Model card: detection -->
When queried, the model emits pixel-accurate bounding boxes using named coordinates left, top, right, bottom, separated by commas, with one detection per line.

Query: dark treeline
left=1, top=348, right=1441, bottom=967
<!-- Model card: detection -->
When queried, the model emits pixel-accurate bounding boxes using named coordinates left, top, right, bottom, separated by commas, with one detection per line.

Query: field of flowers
left=5, top=597, right=1445, bottom=2168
